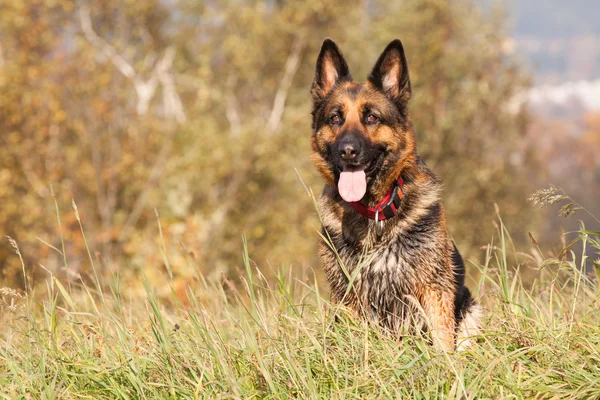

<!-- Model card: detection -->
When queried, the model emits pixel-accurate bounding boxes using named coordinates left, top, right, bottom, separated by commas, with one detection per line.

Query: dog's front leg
left=420, top=288, right=455, bottom=352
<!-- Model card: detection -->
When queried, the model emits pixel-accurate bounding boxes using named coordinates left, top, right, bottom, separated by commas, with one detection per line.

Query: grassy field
left=2, top=189, right=600, bottom=399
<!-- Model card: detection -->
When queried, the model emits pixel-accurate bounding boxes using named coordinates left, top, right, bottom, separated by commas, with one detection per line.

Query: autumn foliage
left=1, top=0, right=547, bottom=289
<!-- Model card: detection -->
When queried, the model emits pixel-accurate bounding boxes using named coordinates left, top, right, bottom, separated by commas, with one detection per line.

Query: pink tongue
left=338, top=167, right=367, bottom=202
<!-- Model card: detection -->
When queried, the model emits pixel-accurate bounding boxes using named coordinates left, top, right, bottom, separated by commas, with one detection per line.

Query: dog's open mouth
left=335, top=154, right=383, bottom=175
left=336, top=154, right=385, bottom=202
left=338, top=166, right=367, bottom=202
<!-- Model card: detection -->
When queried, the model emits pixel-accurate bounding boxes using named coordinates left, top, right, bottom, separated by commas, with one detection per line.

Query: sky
left=479, top=0, right=600, bottom=82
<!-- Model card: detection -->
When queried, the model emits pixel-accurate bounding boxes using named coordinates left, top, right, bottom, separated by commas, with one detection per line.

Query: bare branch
left=79, top=5, right=186, bottom=122
left=79, top=6, right=136, bottom=79
left=157, top=47, right=186, bottom=123
left=224, top=75, right=242, bottom=136
left=225, top=93, right=242, bottom=136
left=266, top=36, right=305, bottom=133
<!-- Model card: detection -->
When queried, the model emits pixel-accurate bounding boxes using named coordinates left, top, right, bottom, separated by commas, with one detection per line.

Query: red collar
left=347, top=177, right=404, bottom=221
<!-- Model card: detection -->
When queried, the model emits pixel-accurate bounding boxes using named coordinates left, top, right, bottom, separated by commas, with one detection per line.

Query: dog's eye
left=330, top=114, right=341, bottom=125
left=366, top=114, right=379, bottom=125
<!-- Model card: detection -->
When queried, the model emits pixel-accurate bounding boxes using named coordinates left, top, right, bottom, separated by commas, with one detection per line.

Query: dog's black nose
left=338, top=137, right=361, bottom=160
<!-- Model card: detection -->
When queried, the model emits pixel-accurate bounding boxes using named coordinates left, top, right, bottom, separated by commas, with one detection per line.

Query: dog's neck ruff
left=347, top=177, right=404, bottom=221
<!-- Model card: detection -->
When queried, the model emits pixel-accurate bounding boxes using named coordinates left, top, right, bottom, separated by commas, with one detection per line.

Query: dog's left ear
left=368, top=39, right=411, bottom=104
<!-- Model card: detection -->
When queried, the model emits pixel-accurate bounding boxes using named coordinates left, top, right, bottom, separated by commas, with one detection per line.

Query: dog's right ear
left=311, top=38, right=351, bottom=102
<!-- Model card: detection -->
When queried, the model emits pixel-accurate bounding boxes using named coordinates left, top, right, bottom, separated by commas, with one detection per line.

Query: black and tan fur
left=310, top=38, right=480, bottom=351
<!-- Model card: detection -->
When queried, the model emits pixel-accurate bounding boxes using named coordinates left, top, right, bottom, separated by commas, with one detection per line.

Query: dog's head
left=310, top=38, right=416, bottom=204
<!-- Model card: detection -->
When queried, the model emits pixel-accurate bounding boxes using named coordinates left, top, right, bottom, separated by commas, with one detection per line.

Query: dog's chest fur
left=318, top=181, right=453, bottom=332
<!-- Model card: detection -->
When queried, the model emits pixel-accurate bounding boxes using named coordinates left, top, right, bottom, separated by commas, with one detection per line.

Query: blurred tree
left=0, top=0, right=181, bottom=286
left=0, top=0, right=541, bottom=289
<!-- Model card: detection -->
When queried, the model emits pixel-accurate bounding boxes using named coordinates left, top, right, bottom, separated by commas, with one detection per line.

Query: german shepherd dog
left=310, top=38, right=481, bottom=351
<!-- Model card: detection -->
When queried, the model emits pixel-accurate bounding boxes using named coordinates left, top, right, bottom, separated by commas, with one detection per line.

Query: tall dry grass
left=1, top=186, right=599, bottom=398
